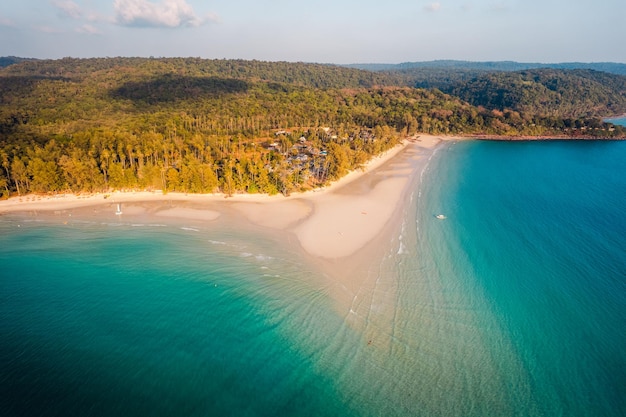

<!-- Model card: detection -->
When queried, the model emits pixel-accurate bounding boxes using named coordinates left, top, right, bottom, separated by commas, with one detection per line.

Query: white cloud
left=113, top=0, right=217, bottom=28
left=76, top=24, right=102, bottom=34
left=424, top=2, right=441, bottom=12
left=52, top=0, right=83, bottom=19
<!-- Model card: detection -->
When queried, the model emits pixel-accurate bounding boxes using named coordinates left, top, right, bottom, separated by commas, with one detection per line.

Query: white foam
left=397, top=242, right=407, bottom=255
left=130, top=223, right=167, bottom=228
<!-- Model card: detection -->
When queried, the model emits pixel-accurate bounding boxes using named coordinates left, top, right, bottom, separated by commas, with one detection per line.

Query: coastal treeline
left=0, top=57, right=625, bottom=198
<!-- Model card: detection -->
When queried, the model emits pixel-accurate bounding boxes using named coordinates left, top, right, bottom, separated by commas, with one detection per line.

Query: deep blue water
left=1, top=137, right=625, bottom=416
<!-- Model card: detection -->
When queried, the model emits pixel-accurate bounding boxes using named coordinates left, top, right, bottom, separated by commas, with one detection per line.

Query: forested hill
left=443, top=69, right=626, bottom=118
left=0, top=57, right=624, bottom=198
left=343, top=61, right=626, bottom=118
left=0, top=57, right=402, bottom=89
left=347, top=61, right=626, bottom=115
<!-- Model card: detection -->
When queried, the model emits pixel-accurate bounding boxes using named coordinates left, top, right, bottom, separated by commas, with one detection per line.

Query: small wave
left=397, top=242, right=407, bottom=255
left=180, top=227, right=200, bottom=232
left=131, top=223, right=167, bottom=228
left=208, top=240, right=227, bottom=245
left=239, top=252, right=274, bottom=262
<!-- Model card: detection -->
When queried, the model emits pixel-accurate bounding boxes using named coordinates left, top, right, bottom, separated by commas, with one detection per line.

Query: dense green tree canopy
left=444, top=69, right=626, bottom=118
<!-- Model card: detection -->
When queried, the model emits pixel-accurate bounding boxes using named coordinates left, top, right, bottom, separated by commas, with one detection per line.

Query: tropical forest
left=1, top=57, right=625, bottom=198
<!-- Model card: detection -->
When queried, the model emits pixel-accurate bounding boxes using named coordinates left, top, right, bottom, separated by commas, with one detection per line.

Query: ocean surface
left=1, top=136, right=625, bottom=416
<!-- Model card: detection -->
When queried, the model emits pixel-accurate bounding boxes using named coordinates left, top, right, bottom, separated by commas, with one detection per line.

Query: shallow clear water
left=1, top=138, right=625, bottom=416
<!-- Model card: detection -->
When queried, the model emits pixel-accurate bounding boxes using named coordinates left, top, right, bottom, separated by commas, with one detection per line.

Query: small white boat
left=436, top=214, right=446, bottom=220
left=115, top=203, right=122, bottom=215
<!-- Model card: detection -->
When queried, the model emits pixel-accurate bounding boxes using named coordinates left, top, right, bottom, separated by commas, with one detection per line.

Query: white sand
left=155, top=207, right=221, bottom=221
left=294, top=176, right=407, bottom=258
left=292, top=134, right=444, bottom=258
left=231, top=200, right=312, bottom=229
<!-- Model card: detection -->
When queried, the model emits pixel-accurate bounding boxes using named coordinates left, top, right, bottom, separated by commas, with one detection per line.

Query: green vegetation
left=349, top=61, right=626, bottom=118
left=444, top=69, right=626, bottom=118
left=0, top=57, right=624, bottom=198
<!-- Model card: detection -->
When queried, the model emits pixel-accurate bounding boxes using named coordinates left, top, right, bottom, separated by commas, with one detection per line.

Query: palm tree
left=0, top=175, right=8, bottom=197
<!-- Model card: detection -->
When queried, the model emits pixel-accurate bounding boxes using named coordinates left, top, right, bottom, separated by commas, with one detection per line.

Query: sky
left=0, top=0, right=624, bottom=64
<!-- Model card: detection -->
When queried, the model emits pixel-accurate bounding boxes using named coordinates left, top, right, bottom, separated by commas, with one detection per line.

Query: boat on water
left=436, top=214, right=446, bottom=220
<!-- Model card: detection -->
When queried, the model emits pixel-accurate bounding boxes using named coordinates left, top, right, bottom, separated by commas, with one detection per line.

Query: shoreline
left=0, top=135, right=446, bottom=259
left=0, top=133, right=451, bottom=313
left=0, top=134, right=447, bottom=261
left=0, top=137, right=414, bottom=214
left=475, top=135, right=626, bottom=141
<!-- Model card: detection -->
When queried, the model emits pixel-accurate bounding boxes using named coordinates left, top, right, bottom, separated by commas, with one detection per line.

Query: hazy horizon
left=3, top=56, right=626, bottom=66
left=1, top=0, right=624, bottom=64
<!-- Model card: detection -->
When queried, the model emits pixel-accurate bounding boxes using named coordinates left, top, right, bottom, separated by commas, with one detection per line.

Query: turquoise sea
left=1, top=134, right=625, bottom=416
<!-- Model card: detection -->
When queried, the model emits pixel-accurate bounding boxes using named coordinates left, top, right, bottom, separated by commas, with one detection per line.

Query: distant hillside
left=3, top=57, right=624, bottom=119
left=0, top=56, right=38, bottom=68
left=1, top=57, right=401, bottom=89
left=345, top=61, right=626, bottom=117
left=443, top=69, right=626, bottom=118
left=347, top=60, right=626, bottom=76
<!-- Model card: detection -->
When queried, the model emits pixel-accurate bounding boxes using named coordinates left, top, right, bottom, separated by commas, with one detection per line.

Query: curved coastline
left=0, top=135, right=453, bottom=322
left=3, top=134, right=624, bottom=416
left=0, top=135, right=450, bottom=262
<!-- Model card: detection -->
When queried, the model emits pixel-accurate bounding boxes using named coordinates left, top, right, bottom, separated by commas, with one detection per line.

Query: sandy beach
left=0, top=134, right=451, bottom=304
